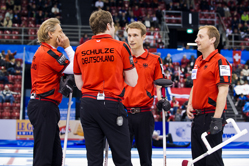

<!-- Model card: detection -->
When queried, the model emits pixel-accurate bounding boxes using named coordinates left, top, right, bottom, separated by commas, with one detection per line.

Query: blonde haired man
left=27, top=18, right=75, bottom=166
left=187, top=25, right=232, bottom=166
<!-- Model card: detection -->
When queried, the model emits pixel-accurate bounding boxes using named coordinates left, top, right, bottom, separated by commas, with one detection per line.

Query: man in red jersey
left=74, top=10, right=138, bottom=166
left=187, top=25, right=232, bottom=166
left=27, top=18, right=75, bottom=166
left=123, top=21, right=169, bottom=166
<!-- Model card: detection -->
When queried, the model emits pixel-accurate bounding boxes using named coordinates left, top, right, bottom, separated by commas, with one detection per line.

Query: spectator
left=119, top=12, right=128, bottom=27
left=172, top=72, right=179, bottom=88
left=185, top=73, right=193, bottom=87
left=0, top=50, right=6, bottom=59
left=241, top=11, right=249, bottom=24
left=0, top=85, right=18, bottom=104
left=155, top=6, right=163, bottom=25
left=3, top=16, right=13, bottom=29
left=233, top=28, right=240, bottom=41
left=36, top=11, right=44, bottom=25
left=5, top=9, right=13, bottom=20
left=79, top=33, right=89, bottom=45
left=14, top=0, right=21, bottom=12
left=242, top=65, right=249, bottom=78
left=51, top=4, right=60, bottom=14
left=95, top=0, right=104, bottom=10
left=0, top=66, right=9, bottom=85
left=151, top=13, right=159, bottom=28
left=174, top=2, right=182, bottom=11
left=28, top=3, right=36, bottom=18
left=157, top=39, right=165, bottom=49
left=174, top=109, right=182, bottom=121
left=5, top=50, right=16, bottom=62
left=51, top=10, right=61, bottom=21
left=133, top=5, right=142, bottom=20
left=166, top=2, right=174, bottom=10
left=164, top=70, right=171, bottom=80
left=43, top=3, right=51, bottom=18
left=231, top=17, right=239, bottom=31
left=163, top=53, right=173, bottom=65
left=216, top=3, right=224, bottom=17
left=12, top=9, right=21, bottom=24
left=180, top=54, right=189, bottom=68
left=166, top=63, right=174, bottom=75
left=189, top=55, right=196, bottom=69
left=143, top=39, right=150, bottom=49
left=224, top=5, right=231, bottom=18
left=6, top=58, right=16, bottom=75
left=127, top=11, right=137, bottom=23
left=242, top=101, right=249, bottom=122
left=232, top=11, right=241, bottom=20
left=6, top=0, right=14, bottom=10
left=15, top=60, right=22, bottom=75
left=170, top=96, right=179, bottom=115
left=144, top=14, right=152, bottom=28
left=0, top=16, right=4, bottom=27
left=182, top=63, right=192, bottom=76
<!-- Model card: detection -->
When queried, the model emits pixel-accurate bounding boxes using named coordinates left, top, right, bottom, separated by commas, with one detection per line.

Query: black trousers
left=128, top=111, right=155, bottom=166
left=191, top=113, right=225, bottom=166
left=27, top=99, right=62, bottom=166
left=80, top=98, right=132, bottom=166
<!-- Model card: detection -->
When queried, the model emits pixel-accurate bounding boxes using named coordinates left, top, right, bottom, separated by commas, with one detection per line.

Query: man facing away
left=73, top=10, right=138, bottom=166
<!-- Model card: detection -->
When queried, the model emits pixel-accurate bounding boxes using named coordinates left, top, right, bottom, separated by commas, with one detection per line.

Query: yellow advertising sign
left=16, top=120, right=33, bottom=140
left=15, top=120, right=84, bottom=140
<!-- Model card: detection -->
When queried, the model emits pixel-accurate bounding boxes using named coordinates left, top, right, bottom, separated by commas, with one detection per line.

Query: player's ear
left=210, top=37, right=216, bottom=44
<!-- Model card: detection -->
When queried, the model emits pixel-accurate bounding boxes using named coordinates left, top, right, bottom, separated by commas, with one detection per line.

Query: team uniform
left=122, top=50, right=164, bottom=166
left=74, top=34, right=134, bottom=166
left=191, top=49, right=232, bottom=166
left=27, top=42, right=70, bottom=166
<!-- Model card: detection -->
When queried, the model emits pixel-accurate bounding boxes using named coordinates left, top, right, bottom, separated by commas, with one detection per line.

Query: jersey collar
left=201, top=49, right=218, bottom=62
left=92, top=34, right=112, bottom=39
left=41, top=42, right=56, bottom=49
left=134, top=49, right=149, bottom=59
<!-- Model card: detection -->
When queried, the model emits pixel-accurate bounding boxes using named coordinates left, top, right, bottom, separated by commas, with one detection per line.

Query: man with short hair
left=74, top=10, right=138, bottom=166
left=187, top=25, right=232, bottom=166
left=27, top=18, right=75, bottom=166
left=123, top=21, right=168, bottom=166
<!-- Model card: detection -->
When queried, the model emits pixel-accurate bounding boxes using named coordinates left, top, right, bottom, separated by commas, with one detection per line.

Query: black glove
left=59, top=75, right=75, bottom=97
left=209, top=117, right=223, bottom=135
left=156, top=99, right=171, bottom=111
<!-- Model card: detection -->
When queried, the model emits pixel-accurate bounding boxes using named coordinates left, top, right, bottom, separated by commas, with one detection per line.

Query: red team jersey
left=123, top=49, right=165, bottom=108
left=74, top=34, right=134, bottom=99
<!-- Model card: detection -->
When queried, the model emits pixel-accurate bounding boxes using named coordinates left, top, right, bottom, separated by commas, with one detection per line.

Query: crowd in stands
left=232, top=62, right=249, bottom=122
left=92, top=0, right=195, bottom=48
left=0, top=0, right=62, bottom=33
left=0, top=49, right=22, bottom=119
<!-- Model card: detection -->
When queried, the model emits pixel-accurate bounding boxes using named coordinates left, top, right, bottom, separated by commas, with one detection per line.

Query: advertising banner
left=16, top=120, right=33, bottom=140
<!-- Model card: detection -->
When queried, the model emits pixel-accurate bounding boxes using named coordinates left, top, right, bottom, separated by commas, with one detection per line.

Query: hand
left=209, top=117, right=223, bottom=134
left=56, top=34, right=70, bottom=49
left=59, top=75, right=75, bottom=97
left=186, top=104, right=194, bottom=119
left=156, top=99, right=171, bottom=111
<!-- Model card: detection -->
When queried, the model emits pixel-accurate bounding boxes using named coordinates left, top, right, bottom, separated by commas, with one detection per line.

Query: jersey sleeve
left=154, top=57, right=165, bottom=80
left=215, top=58, right=232, bottom=85
left=121, top=42, right=135, bottom=71
left=73, top=48, right=81, bottom=75
left=46, top=50, right=69, bottom=73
